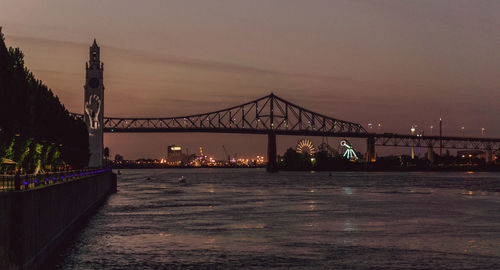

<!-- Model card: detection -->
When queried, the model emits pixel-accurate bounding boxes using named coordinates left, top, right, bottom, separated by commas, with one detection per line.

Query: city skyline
left=1, top=0, right=499, bottom=159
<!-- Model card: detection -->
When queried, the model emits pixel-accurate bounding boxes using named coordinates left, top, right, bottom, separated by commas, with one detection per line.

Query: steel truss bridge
left=372, top=134, right=500, bottom=151
left=101, top=93, right=366, bottom=136
left=71, top=93, right=500, bottom=171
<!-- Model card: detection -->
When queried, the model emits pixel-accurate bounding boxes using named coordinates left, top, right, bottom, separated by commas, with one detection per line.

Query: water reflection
left=307, top=200, right=316, bottom=211
left=462, top=190, right=474, bottom=196
left=344, top=219, right=355, bottom=232
left=343, top=187, right=353, bottom=195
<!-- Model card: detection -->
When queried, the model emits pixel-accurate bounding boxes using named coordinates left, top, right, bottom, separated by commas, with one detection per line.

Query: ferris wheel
left=296, top=139, right=316, bottom=155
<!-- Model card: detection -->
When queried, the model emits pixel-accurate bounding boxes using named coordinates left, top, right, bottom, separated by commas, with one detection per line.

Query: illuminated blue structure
left=340, top=140, right=358, bottom=160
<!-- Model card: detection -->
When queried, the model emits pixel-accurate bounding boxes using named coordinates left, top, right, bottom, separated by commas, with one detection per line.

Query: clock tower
left=84, top=39, right=104, bottom=168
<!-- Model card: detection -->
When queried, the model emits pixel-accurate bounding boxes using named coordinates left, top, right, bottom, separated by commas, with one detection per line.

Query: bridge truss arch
left=94, top=93, right=367, bottom=136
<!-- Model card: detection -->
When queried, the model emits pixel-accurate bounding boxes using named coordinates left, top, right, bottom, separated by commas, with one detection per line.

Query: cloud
left=7, top=34, right=366, bottom=84
left=7, top=34, right=87, bottom=49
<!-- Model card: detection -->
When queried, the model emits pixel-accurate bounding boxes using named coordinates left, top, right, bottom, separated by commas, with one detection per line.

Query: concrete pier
left=366, top=136, right=376, bottom=163
left=0, top=171, right=116, bottom=270
left=427, top=144, right=435, bottom=164
left=267, top=132, right=278, bottom=172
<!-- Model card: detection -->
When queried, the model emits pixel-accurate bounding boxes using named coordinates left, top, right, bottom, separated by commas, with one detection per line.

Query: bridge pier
left=366, top=136, right=376, bottom=163
left=267, top=132, right=278, bottom=172
left=485, top=148, right=493, bottom=164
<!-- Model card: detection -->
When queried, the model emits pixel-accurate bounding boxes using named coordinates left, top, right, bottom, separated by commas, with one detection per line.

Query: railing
left=0, top=168, right=111, bottom=192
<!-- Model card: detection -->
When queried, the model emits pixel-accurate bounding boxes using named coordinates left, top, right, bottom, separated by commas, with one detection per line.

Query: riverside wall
left=0, top=171, right=117, bottom=270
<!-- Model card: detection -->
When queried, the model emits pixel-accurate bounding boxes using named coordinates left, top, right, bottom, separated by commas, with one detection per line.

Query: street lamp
left=481, top=128, right=486, bottom=137
left=460, top=126, right=465, bottom=136
left=410, top=125, right=416, bottom=159
left=430, top=125, right=434, bottom=135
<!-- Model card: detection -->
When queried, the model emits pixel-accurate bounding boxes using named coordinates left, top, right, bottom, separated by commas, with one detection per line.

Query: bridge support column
left=427, top=144, right=435, bottom=164
left=485, top=148, right=493, bottom=164
left=267, top=132, right=278, bottom=172
left=366, top=136, right=376, bottom=163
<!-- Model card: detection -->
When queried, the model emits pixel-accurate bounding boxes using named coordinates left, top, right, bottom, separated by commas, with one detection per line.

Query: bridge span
left=72, top=93, right=500, bottom=171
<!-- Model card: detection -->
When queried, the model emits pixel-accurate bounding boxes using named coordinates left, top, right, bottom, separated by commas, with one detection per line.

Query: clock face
left=89, top=78, right=100, bottom=88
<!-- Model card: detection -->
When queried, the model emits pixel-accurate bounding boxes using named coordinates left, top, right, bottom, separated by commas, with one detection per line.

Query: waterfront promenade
left=0, top=168, right=111, bottom=191
left=0, top=169, right=116, bottom=270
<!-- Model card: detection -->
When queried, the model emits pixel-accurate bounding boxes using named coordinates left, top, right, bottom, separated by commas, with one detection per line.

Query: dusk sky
left=1, top=0, right=499, bottom=159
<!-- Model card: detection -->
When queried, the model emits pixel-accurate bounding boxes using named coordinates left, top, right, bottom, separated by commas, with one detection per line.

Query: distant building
left=167, top=145, right=183, bottom=162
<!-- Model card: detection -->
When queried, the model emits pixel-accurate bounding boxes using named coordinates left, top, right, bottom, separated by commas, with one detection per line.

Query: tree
left=114, top=154, right=124, bottom=162
left=281, top=148, right=313, bottom=171
left=104, top=147, right=110, bottom=161
left=103, top=147, right=110, bottom=167
left=0, top=28, right=89, bottom=172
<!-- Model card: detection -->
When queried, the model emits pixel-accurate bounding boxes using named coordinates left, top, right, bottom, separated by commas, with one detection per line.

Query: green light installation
left=340, top=140, right=358, bottom=160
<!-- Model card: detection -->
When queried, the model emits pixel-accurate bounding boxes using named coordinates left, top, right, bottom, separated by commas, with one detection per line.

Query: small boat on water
left=178, top=176, right=186, bottom=183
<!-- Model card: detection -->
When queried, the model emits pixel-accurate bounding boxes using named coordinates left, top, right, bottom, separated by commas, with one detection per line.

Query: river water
left=48, top=169, right=500, bottom=269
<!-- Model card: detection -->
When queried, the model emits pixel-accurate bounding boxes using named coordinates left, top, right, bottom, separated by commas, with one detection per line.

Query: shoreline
left=110, top=165, right=500, bottom=172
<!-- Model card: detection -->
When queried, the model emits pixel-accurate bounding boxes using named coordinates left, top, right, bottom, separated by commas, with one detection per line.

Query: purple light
left=24, top=182, right=28, bottom=185
left=35, top=180, right=38, bottom=183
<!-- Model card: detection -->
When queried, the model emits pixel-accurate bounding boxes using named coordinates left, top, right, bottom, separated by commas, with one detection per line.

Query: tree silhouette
left=0, top=28, right=89, bottom=172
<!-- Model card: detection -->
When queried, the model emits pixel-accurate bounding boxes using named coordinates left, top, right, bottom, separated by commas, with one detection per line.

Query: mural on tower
left=85, top=94, right=101, bottom=131
left=84, top=39, right=104, bottom=167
